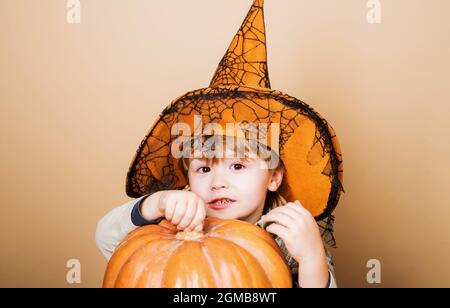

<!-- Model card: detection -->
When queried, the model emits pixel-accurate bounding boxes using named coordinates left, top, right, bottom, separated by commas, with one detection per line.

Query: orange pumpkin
left=103, top=217, right=292, bottom=288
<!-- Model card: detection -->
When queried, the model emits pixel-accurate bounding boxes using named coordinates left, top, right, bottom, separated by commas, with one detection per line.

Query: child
left=96, top=135, right=338, bottom=288
left=97, top=0, right=343, bottom=288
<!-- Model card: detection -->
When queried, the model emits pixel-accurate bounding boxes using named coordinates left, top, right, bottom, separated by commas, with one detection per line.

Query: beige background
left=1, top=0, right=449, bottom=287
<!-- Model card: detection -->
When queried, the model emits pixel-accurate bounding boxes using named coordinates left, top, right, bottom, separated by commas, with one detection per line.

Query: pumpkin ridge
left=138, top=240, right=184, bottom=285
left=121, top=224, right=173, bottom=243
left=200, top=241, right=219, bottom=288
left=117, top=239, right=182, bottom=288
left=117, top=229, right=175, bottom=251
left=205, top=232, right=291, bottom=287
left=202, top=236, right=271, bottom=287
left=160, top=240, right=217, bottom=287
left=231, top=240, right=274, bottom=287
left=104, top=233, right=169, bottom=287
left=212, top=228, right=281, bottom=256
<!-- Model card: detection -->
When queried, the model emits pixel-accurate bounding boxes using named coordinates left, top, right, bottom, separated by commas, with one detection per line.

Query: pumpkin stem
left=175, top=229, right=204, bottom=241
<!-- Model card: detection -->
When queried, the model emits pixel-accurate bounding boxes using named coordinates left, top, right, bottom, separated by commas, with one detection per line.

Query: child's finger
left=262, top=211, right=296, bottom=229
left=164, top=201, right=176, bottom=221
left=186, top=201, right=206, bottom=231
left=194, top=223, right=203, bottom=232
left=171, top=201, right=186, bottom=225
left=292, top=200, right=311, bottom=215
left=177, top=200, right=197, bottom=230
left=158, top=201, right=165, bottom=213
left=284, top=202, right=306, bottom=216
left=265, top=223, right=289, bottom=239
left=268, top=205, right=302, bottom=220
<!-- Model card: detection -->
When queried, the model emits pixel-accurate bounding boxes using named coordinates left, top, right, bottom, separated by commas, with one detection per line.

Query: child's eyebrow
left=235, top=156, right=254, bottom=163
left=190, top=156, right=255, bottom=165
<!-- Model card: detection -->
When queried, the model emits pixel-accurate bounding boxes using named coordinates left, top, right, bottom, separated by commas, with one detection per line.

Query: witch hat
left=126, top=0, right=344, bottom=221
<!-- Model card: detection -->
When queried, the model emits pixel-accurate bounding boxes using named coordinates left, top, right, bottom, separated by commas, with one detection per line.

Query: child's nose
left=211, top=183, right=228, bottom=191
left=210, top=172, right=229, bottom=191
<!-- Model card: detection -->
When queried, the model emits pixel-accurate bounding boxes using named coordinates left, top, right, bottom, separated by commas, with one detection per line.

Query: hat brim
left=126, top=85, right=343, bottom=220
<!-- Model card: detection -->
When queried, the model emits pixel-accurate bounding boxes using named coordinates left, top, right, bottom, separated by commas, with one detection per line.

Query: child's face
left=187, top=148, right=281, bottom=223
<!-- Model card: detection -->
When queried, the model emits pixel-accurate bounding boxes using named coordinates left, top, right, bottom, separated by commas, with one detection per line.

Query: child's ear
left=268, top=168, right=283, bottom=191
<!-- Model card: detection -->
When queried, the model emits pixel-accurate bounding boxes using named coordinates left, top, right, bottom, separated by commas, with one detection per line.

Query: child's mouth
left=208, top=199, right=236, bottom=210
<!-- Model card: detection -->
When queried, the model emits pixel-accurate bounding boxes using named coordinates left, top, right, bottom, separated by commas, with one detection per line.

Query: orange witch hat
left=209, top=0, right=270, bottom=89
left=126, top=0, right=344, bottom=222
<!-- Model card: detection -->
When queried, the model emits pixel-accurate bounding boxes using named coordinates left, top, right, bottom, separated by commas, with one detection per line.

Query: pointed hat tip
left=254, top=0, right=264, bottom=6
left=209, top=0, right=271, bottom=89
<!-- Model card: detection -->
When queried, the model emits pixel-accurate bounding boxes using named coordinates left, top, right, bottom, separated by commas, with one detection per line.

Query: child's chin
left=207, top=210, right=237, bottom=220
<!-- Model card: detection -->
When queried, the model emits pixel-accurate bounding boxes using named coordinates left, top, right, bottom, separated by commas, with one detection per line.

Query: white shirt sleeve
left=95, top=196, right=147, bottom=261
left=328, top=270, right=338, bottom=288
left=325, top=248, right=338, bottom=288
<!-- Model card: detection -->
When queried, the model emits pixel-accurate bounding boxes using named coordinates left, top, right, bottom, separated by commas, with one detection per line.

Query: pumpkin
left=103, top=217, right=292, bottom=288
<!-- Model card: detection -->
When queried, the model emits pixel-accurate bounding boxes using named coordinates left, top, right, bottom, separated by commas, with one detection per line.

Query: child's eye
left=232, top=163, right=245, bottom=171
left=197, top=166, right=211, bottom=173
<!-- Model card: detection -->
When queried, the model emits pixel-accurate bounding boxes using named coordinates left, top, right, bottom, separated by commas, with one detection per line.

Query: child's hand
left=261, top=200, right=329, bottom=287
left=158, top=190, right=206, bottom=232
left=261, top=200, right=325, bottom=263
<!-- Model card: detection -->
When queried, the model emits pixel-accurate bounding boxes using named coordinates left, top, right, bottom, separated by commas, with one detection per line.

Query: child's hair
left=178, top=134, right=288, bottom=214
